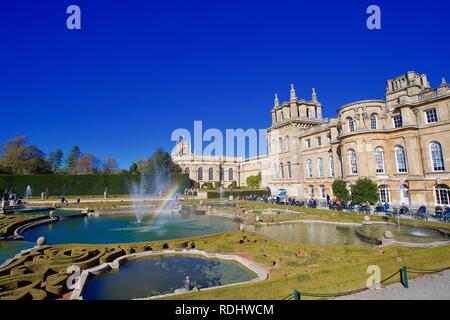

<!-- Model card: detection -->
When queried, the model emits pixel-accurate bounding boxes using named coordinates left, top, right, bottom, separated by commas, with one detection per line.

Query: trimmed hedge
left=207, top=189, right=271, bottom=199
left=0, top=174, right=189, bottom=196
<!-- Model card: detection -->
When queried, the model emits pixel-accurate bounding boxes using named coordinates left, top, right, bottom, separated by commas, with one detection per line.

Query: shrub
left=351, top=178, right=379, bottom=205
left=0, top=173, right=189, bottom=196
left=332, top=179, right=350, bottom=201
left=246, top=172, right=261, bottom=189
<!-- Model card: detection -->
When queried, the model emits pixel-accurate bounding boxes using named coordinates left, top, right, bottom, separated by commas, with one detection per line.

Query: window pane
left=431, top=142, right=445, bottom=171
left=395, top=147, right=407, bottom=173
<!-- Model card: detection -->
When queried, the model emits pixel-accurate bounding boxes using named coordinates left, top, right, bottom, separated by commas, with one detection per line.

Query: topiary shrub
left=332, top=179, right=350, bottom=201
left=351, top=178, right=379, bottom=205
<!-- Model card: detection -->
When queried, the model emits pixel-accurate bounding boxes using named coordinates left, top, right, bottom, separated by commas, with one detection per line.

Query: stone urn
left=383, top=231, right=393, bottom=239
left=239, top=224, right=246, bottom=232
left=36, top=236, right=46, bottom=246
left=364, top=216, right=370, bottom=222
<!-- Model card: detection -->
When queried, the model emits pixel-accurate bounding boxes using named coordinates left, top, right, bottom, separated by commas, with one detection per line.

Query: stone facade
left=173, top=72, right=450, bottom=208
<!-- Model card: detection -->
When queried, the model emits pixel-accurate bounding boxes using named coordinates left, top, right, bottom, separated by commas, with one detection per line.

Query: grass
left=0, top=202, right=449, bottom=300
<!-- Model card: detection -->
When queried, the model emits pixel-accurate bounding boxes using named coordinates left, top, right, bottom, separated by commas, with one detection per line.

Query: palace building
left=172, top=71, right=450, bottom=208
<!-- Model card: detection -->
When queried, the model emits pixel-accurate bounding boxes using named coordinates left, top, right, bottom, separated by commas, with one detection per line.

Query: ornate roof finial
left=290, top=84, right=297, bottom=101
left=312, top=88, right=318, bottom=103
left=274, top=94, right=280, bottom=108
left=442, top=77, right=447, bottom=85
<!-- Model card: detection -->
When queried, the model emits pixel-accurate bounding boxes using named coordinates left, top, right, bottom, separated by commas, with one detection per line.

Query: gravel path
left=337, top=270, right=450, bottom=300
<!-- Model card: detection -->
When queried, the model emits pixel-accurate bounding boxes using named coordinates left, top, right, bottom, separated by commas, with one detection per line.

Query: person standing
left=184, top=276, right=191, bottom=291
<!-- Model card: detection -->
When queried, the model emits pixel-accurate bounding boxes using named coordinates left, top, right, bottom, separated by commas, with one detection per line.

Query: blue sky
left=2, top=0, right=449, bottom=169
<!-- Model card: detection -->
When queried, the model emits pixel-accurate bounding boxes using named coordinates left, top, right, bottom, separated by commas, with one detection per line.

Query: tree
left=73, top=153, right=100, bottom=174
left=332, top=179, right=350, bottom=201
left=65, top=146, right=81, bottom=173
left=138, top=148, right=181, bottom=175
left=246, top=172, right=261, bottom=189
left=0, top=135, right=51, bottom=174
left=351, top=178, right=379, bottom=205
left=103, top=156, right=118, bottom=174
left=48, top=149, right=64, bottom=172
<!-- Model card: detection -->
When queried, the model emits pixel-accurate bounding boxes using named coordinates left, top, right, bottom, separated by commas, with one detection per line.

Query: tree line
left=0, top=136, right=181, bottom=176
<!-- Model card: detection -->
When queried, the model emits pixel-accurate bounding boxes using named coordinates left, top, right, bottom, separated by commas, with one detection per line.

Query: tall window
left=287, top=162, right=292, bottom=179
left=378, top=185, right=390, bottom=203
left=317, top=136, right=322, bottom=146
left=280, top=163, right=284, bottom=179
left=392, top=114, right=403, bottom=128
left=318, top=158, right=324, bottom=177
left=370, top=114, right=378, bottom=130
left=425, top=108, right=438, bottom=124
left=320, top=185, right=326, bottom=199
left=309, top=185, right=315, bottom=198
left=329, top=155, right=335, bottom=177
left=228, top=168, right=234, bottom=181
left=348, top=117, right=355, bottom=132
left=395, top=146, right=407, bottom=173
left=374, top=147, right=385, bottom=174
left=278, top=138, right=283, bottom=153
left=306, top=139, right=311, bottom=149
left=327, top=133, right=332, bottom=143
left=430, top=142, right=445, bottom=171
left=435, top=184, right=450, bottom=205
left=348, top=149, right=358, bottom=175
left=198, top=167, right=203, bottom=181
left=208, top=168, right=214, bottom=181
left=307, top=160, right=313, bottom=178
left=285, top=136, right=290, bottom=152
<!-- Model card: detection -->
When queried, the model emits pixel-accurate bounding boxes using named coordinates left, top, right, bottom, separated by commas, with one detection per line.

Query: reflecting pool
left=23, top=213, right=238, bottom=245
left=358, top=224, right=449, bottom=243
left=255, top=222, right=369, bottom=245
left=83, top=255, right=256, bottom=300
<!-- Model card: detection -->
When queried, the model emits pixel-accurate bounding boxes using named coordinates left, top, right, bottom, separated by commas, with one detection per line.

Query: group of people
left=1, top=192, right=19, bottom=207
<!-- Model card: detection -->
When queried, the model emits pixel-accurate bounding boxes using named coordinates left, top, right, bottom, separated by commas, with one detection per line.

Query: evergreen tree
left=48, top=149, right=64, bottom=173
left=332, top=179, right=350, bottom=201
left=351, top=178, right=379, bottom=205
left=65, top=145, right=81, bottom=173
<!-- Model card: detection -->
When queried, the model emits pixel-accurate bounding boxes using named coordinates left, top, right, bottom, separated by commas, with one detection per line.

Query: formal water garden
left=0, top=172, right=449, bottom=300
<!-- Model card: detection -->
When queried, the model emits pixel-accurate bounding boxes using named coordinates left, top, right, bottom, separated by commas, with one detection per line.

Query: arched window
left=287, top=162, right=292, bottom=179
left=374, top=147, right=385, bottom=174
left=435, top=184, right=450, bottom=205
left=378, top=185, right=390, bottom=203
left=198, top=167, right=203, bottom=181
left=320, top=185, right=326, bottom=199
left=280, top=162, right=284, bottom=179
left=306, top=108, right=310, bottom=119
left=318, top=158, right=323, bottom=177
left=220, top=168, right=224, bottom=180
left=309, top=185, right=315, bottom=198
left=395, top=146, right=407, bottom=173
left=228, top=168, right=233, bottom=181
left=370, top=114, right=378, bottom=130
left=208, top=168, right=214, bottom=181
left=430, top=142, right=445, bottom=171
left=307, top=160, right=313, bottom=178
left=184, top=168, right=190, bottom=177
left=329, top=155, right=335, bottom=177
left=285, top=136, right=290, bottom=152
left=348, top=149, right=358, bottom=175
left=347, top=117, right=356, bottom=133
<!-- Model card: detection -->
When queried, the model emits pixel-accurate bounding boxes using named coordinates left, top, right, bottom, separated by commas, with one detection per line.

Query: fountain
left=25, top=185, right=32, bottom=204
left=129, top=177, right=147, bottom=224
